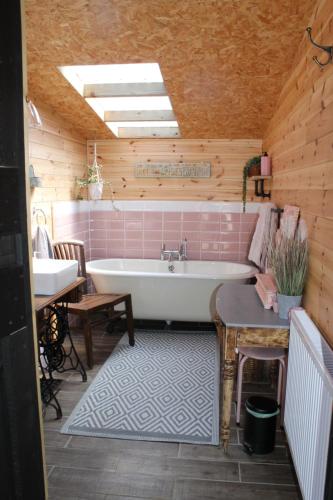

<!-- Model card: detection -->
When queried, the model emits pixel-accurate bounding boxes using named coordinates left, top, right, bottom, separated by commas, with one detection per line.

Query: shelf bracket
left=254, top=178, right=271, bottom=199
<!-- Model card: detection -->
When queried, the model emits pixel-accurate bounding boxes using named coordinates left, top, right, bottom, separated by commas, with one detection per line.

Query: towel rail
left=33, top=207, right=47, bottom=225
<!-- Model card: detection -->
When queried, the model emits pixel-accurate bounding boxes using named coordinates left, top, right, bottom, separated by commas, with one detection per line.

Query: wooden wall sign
left=135, top=162, right=211, bottom=178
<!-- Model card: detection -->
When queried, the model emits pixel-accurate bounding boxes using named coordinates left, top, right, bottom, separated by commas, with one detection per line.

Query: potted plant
left=77, top=144, right=104, bottom=200
left=269, top=236, right=308, bottom=319
left=242, top=156, right=261, bottom=212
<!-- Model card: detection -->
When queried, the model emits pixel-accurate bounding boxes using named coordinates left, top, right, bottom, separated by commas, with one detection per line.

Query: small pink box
left=255, top=273, right=277, bottom=309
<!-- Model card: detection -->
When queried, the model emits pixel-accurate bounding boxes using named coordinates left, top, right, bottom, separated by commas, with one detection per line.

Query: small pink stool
left=235, top=346, right=288, bottom=425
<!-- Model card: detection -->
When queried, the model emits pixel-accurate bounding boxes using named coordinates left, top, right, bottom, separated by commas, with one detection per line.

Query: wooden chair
left=53, top=240, right=135, bottom=368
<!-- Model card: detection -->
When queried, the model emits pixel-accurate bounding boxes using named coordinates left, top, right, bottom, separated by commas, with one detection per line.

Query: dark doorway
left=0, top=1, right=46, bottom=499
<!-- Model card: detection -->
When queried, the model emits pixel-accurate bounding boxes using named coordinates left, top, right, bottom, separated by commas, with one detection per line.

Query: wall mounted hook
left=306, top=27, right=333, bottom=70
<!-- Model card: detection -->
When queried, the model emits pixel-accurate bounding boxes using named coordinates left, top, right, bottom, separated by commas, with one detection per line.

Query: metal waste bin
left=243, top=396, right=279, bottom=454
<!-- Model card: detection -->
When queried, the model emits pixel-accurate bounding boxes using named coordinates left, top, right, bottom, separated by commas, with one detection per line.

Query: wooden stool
left=67, top=293, right=135, bottom=369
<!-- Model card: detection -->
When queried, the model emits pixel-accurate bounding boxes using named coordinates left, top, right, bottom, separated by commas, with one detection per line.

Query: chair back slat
left=53, top=240, right=87, bottom=293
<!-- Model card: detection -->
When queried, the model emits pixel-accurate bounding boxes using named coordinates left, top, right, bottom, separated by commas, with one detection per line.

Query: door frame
left=0, top=1, right=46, bottom=498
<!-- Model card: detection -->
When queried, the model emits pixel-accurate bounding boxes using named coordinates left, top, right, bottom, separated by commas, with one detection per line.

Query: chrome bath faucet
left=160, top=238, right=187, bottom=261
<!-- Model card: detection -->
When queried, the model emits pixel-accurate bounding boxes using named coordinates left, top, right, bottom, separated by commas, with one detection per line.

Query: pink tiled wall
left=53, top=211, right=91, bottom=261
left=89, top=211, right=258, bottom=263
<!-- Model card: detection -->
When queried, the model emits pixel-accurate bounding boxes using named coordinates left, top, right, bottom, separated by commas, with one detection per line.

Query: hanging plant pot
left=77, top=144, right=106, bottom=201
left=88, top=182, right=103, bottom=200
left=242, top=155, right=261, bottom=212
left=247, top=162, right=261, bottom=177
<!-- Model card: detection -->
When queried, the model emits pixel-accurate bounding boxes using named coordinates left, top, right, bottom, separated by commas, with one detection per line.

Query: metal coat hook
left=306, top=27, right=333, bottom=70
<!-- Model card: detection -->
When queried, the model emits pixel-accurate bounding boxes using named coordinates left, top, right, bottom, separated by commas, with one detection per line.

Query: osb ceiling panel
left=25, top=0, right=314, bottom=140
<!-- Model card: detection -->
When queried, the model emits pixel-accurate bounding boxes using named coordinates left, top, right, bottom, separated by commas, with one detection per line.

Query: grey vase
left=277, top=294, right=302, bottom=320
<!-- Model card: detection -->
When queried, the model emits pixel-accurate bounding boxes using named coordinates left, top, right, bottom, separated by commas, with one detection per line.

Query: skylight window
left=106, top=121, right=179, bottom=138
left=86, top=96, right=173, bottom=111
left=59, top=63, right=180, bottom=138
left=60, top=63, right=163, bottom=90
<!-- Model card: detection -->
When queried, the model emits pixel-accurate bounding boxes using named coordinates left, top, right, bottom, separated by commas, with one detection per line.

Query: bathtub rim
left=86, top=258, right=257, bottom=281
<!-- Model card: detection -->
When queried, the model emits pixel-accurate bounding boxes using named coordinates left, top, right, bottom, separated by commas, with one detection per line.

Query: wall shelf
left=249, top=176, right=271, bottom=198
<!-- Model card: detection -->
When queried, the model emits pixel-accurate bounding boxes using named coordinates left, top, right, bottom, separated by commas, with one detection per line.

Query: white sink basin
left=33, top=258, right=78, bottom=295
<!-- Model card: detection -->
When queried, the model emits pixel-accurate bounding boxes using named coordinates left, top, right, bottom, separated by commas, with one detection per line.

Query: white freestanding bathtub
left=86, top=259, right=257, bottom=322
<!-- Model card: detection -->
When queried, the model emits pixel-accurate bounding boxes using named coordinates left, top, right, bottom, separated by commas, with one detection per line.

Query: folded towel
left=248, top=202, right=277, bottom=271
left=32, top=225, right=54, bottom=259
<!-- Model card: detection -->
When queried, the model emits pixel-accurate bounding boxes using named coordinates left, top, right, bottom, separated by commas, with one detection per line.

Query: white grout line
left=238, top=460, right=291, bottom=467
left=168, top=445, right=289, bottom=463
left=47, top=465, right=55, bottom=477
left=64, top=436, right=72, bottom=448
left=177, top=443, right=182, bottom=458
left=165, top=476, right=296, bottom=486
left=51, top=464, right=117, bottom=473
left=239, top=480, right=296, bottom=487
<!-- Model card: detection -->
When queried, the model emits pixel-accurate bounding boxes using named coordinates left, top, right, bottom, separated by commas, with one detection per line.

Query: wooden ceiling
left=25, top=0, right=314, bottom=140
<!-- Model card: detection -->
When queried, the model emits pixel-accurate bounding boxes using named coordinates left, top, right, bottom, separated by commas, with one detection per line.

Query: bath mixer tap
left=161, top=239, right=188, bottom=261
left=160, top=245, right=180, bottom=261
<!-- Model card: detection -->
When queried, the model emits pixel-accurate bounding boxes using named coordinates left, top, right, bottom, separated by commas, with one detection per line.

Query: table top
left=34, top=277, right=85, bottom=312
left=216, top=284, right=290, bottom=329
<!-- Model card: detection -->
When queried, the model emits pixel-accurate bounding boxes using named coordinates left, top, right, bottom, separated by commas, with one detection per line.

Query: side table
left=215, top=283, right=290, bottom=450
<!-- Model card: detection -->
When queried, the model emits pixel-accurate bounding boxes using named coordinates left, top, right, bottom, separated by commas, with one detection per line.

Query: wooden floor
left=44, top=322, right=301, bottom=500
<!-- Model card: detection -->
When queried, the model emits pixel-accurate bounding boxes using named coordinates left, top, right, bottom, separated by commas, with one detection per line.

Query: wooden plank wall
left=263, top=0, right=333, bottom=344
left=29, top=103, right=87, bottom=233
left=87, top=139, right=262, bottom=201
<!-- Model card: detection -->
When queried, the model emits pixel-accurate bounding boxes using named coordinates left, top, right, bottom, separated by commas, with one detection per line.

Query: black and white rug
left=61, top=331, right=219, bottom=445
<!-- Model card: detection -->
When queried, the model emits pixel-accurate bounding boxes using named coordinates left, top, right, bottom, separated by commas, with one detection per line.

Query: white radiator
left=285, top=310, right=333, bottom=500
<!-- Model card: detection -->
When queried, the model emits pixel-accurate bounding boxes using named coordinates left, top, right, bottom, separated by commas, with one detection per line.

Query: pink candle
left=261, top=152, right=271, bottom=176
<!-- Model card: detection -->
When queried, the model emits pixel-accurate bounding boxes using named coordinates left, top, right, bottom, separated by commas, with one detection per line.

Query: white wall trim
left=53, top=200, right=262, bottom=213
left=97, top=200, right=262, bottom=212
left=53, top=201, right=90, bottom=215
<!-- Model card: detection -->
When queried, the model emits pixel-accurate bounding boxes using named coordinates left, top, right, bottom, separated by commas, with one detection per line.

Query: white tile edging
left=53, top=200, right=261, bottom=214
left=52, top=200, right=90, bottom=215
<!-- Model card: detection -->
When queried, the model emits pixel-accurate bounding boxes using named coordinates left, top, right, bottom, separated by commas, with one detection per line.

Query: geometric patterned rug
left=61, top=331, right=219, bottom=445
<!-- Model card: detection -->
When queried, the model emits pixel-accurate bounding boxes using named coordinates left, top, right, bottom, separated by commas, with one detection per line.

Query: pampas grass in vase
left=269, top=236, right=308, bottom=319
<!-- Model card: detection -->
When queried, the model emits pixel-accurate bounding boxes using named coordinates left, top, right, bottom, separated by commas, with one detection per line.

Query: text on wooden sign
left=135, top=162, right=211, bottom=178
